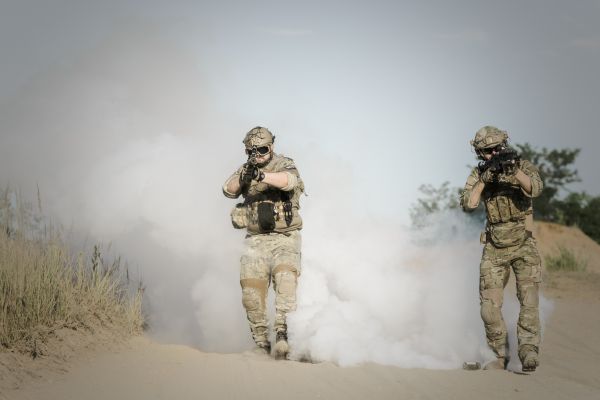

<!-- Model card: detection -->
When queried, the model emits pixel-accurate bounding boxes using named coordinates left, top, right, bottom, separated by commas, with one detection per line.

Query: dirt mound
left=534, top=221, right=600, bottom=272
left=534, top=221, right=600, bottom=300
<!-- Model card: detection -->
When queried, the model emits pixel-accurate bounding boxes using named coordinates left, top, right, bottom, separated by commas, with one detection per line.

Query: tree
left=514, top=143, right=581, bottom=221
left=579, top=197, right=600, bottom=243
left=409, top=181, right=485, bottom=228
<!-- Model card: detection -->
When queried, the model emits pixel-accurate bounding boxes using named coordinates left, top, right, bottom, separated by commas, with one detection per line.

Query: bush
left=0, top=189, right=144, bottom=354
left=544, top=246, right=588, bottom=272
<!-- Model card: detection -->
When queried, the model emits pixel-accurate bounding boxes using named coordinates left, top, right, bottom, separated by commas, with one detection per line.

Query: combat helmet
left=471, top=126, right=508, bottom=152
left=243, top=126, right=275, bottom=148
left=471, top=126, right=508, bottom=150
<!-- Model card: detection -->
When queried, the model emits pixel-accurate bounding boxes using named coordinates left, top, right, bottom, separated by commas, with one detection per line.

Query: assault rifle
left=240, top=147, right=258, bottom=189
left=477, top=147, right=520, bottom=175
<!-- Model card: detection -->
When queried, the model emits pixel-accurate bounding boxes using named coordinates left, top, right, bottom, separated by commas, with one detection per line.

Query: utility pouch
left=257, top=201, right=276, bottom=232
left=230, top=204, right=248, bottom=229
left=488, top=223, right=527, bottom=248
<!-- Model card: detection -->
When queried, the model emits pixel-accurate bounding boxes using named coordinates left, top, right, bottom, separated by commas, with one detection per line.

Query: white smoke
left=288, top=207, right=553, bottom=368
left=287, top=209, right=486, bottom=368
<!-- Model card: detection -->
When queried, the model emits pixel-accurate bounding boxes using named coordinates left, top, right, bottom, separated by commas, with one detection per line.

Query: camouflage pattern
left=461, top=157, right=544, bottom=364
left=223, top=153, right=304, bottom=234
left=240, top=231, right=301, bottom=346
left=479, top=237, right=541, bottom=358
left=243, top=126, right=275, bottom=147
left=462, top=160, right=543, bottom=248
left=223, top=142, right=303, bottom=351
left=470, top=126, right=509, bottom=150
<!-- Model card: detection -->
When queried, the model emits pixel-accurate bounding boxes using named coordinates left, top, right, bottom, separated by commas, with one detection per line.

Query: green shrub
left=544, top=246, right=588, bottom=272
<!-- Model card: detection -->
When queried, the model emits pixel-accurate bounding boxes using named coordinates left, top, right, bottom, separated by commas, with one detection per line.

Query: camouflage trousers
left=240, top=230, right=301, bottom=347
left=479, top=236, right=542, bottom=360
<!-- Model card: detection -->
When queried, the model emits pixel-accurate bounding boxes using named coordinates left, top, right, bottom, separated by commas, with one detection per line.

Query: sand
left=3, top=222, right=600, bottom=400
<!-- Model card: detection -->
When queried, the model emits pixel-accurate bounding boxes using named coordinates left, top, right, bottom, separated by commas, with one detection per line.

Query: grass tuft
left=544, top=246, right=588, bottom=272
left=0, top=187, right=144, bottom=355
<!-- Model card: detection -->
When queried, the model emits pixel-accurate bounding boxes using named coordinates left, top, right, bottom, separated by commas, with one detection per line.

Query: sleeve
left=222, top=166, right=244, bottom=199
left=460, top=167, right=481, bottom=212
left=277, top=157, right=302, bottom=192
left=519, top=160, right=544, bottom=198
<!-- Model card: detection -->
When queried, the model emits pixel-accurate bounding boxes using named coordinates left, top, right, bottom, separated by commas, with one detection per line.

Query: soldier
left=461, top=126, right=544, bottom=372
left=222, top=126, right=304, bottom=359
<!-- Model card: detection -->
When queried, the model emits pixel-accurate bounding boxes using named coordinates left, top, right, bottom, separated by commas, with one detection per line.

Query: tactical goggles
left=480, top=145, right=503, bottom=155
left=245, top=146, right=270, bottom=156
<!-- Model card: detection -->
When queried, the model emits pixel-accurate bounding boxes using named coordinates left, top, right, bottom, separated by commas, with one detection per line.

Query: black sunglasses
left=245, top=146, right=270, bottom=155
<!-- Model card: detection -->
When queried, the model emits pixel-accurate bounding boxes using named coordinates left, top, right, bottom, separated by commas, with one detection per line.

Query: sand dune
left=3, top=221, right=600, bottom=400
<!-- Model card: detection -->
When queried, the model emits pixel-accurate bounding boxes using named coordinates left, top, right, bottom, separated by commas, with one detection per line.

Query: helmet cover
left=471, top=126, right=508, bottom=150
left=243, top=126, right=275, bottom=148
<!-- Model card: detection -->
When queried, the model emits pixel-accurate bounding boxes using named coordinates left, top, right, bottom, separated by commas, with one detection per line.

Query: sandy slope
left=4, top=221, right=600, bottom=400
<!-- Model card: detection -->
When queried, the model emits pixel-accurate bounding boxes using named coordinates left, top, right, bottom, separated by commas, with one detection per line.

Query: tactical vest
left=483, top=184, right=532, bottom=224
left=231, top=154, right=304, bottom=235
left=483, top=181, right=532, bottom=248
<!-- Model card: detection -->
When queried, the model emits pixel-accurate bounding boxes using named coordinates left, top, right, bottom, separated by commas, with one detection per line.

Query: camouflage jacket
left=223, top=153, right=304, bottom=234
left=461, top=160, right=543, bottom=248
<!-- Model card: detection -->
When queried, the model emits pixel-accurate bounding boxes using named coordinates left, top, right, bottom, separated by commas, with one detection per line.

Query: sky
left=0, top=0, right=595, bottom=366
left=1, top=0, right=599, bottom=209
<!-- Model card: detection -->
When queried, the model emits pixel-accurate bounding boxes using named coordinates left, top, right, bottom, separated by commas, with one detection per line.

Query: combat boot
left=273, top=331, right=289, bottom=360
left=519, top=345, right=539, bottom=372
left=253, top=341, right=271, bottom=355
left=483, top=357, right=507, bottom=370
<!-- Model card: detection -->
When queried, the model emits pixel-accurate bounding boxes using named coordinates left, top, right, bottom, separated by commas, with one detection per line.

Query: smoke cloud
left=0, top=24, right=552, bottom=367
left=289, top=209, right=553, bottom=368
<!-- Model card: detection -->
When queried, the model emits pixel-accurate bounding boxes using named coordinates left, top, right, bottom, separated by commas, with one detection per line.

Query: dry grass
left=0, top=188, right=144, bottom=355
left=544, top=246, right=588, bottom=272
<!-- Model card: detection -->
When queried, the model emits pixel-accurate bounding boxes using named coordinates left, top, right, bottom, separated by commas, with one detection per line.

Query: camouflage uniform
left=461, top=126, right=544, bottom=369
left=223, top=128, right=304, bottom=354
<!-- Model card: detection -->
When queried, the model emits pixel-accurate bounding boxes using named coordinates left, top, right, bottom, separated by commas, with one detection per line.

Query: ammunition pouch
left=257, top=201, right=276, bottom=232
left=230, top=203, right=248, bottom=229
left=244, top=200, right=302, bottom=234
left=483, top=189, right=531, bottom=224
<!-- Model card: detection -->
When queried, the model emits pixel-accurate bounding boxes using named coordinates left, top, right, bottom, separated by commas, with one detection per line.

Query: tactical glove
left=497, top=171, right=520, bottom=187
left=502, top=160, right=518, bottom=176
left=480, top=168, right=497, bottom=184
left=240, top=164, right=265, bottom=185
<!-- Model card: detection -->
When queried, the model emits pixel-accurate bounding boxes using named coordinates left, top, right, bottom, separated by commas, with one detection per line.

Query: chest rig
left=483, top=183, right=532, bottom=224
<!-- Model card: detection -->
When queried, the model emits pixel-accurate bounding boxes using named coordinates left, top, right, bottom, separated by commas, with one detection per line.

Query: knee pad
left=240, top=278, right=268, bottom=311
left=480, top=298, right=503, bottom=325
left=272, top=264, right=297, bottom=296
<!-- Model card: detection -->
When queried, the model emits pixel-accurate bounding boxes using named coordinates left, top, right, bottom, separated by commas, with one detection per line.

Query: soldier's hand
left=497, top=171, right=520, bottom=186
left=240, top=163, right=264, bottom=184
left=480, top=168, right=497, bottom=184
left=239, top=163, right=254, bottom=186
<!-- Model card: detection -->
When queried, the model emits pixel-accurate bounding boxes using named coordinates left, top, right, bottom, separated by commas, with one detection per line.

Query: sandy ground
left=4, top=297, right=599, bottom=400
left=3, top=222, right=600, bottom=400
